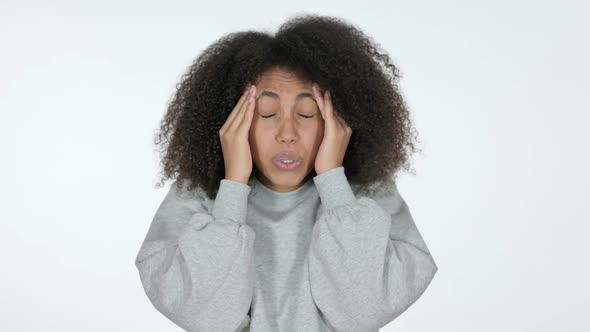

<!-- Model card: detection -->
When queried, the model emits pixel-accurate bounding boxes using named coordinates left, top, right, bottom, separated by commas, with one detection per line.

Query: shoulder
left=162, top=180, right=213, bottom=213
left=353, top=178, right=405, bottom=216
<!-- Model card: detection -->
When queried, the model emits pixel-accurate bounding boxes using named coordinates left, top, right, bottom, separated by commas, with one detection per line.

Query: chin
left=256, top=162, right=312, bottom=185
left=270, top=171, right=302, bottom=181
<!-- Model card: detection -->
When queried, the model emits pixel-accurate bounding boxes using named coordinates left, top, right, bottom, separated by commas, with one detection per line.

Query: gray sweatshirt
left=134, top=166, right=438, bottom=332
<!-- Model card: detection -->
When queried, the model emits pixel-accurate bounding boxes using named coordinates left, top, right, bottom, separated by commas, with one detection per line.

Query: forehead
left=255, top=67, right=310, bottom=89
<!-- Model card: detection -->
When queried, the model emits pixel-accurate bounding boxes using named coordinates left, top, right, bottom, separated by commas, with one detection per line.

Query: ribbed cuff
left=312, top=166, right=356, bottom=211
left=211, top=179, right=252, bottom=224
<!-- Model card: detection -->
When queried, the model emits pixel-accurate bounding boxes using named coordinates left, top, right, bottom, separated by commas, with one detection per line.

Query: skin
left=249, top=66, right=353, bottom=193
left=249, top=67, right=325, bottom=192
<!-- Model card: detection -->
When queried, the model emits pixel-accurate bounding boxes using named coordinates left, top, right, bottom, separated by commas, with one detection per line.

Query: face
left=248, top=67, right=325, bottom=193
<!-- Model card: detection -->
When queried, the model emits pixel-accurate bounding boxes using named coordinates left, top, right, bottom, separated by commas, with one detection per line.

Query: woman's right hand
left=219, top=84, right=257, bottom=184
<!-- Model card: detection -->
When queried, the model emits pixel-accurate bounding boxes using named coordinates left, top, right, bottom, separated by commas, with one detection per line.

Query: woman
left=135, top=13, right=438, bottom=332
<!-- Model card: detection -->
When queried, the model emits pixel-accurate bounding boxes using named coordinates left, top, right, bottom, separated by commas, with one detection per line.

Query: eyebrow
left=257, top=90, right=316, bottom=102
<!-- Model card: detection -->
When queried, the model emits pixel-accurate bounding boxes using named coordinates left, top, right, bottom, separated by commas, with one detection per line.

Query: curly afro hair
left=154, top=13, right=421, bottom=200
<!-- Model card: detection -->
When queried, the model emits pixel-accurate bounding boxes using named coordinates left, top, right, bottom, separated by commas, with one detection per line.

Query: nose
left=276, top=115, right=298, bottom=144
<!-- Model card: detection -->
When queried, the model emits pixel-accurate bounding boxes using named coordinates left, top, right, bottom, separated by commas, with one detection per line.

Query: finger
left=325, top=91, right=348, bottom=131
left=320, top=89, right=342, bottom=133
left=238, top=88, right=257, bottom=134
left=231, top=85, right=256, bottom=131
left=228, top=85, right=255, bottom=131
left=223, top=85, right=253, bottom=131
left=311, top=83, right=326, bottom=119
left=324, top=90, right=335, bottom=120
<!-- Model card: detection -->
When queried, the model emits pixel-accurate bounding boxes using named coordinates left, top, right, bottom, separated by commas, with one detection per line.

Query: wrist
left=225, top=176, right=249, bottom=185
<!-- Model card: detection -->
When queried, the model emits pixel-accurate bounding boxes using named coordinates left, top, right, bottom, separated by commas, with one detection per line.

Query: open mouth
left=273, top=158, right=302, bottom=170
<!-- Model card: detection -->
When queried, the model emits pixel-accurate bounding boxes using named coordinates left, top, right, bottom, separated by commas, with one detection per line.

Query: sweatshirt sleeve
left=134, top=179, right=256, bottom=332
left=308, top=167, right=438, bottom=332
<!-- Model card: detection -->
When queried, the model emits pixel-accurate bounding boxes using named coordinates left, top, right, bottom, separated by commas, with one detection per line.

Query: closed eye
left=261, top=114, right=315, bottom=119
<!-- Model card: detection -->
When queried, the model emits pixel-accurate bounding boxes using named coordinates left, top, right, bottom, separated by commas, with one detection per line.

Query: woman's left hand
left=312, top=83, right=352, bottom=175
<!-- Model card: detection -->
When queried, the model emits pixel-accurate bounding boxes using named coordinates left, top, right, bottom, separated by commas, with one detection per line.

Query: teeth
left=281, top=159, right=294, bottom=163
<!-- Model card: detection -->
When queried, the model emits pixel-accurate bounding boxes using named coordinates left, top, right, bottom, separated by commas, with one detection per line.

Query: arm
left=308, top=167, right=438, bottom=331
left=134, top=179, right=255, bottom=332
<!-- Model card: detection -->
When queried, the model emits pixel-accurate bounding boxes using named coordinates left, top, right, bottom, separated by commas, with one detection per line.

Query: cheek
left=248, top=126, right=271, bottom=156
left=311, top=121, right=324, bottom=140
left=249, top=119, right=267, bottom=141
left=317, top=120, right=325, bottom=134
left=301, top=125, right=324, bottom=150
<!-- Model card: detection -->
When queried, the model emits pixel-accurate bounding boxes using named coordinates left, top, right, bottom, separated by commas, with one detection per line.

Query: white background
left=1, top=0, right=588, bottom=331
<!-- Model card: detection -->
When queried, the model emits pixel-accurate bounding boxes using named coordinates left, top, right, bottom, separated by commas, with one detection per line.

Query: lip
left=272, top=151, right=303, bottom=171
left=273, top=158, right=302, bottom=170
left=272, top=151, right=303, bottom=162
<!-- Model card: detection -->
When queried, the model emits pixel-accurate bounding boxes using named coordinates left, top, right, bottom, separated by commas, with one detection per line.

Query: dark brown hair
left=154, top=13, right=421, bottom=200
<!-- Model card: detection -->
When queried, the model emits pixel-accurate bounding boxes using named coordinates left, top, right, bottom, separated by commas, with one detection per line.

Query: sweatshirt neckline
left=250, top=175, right=314, bottom=199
